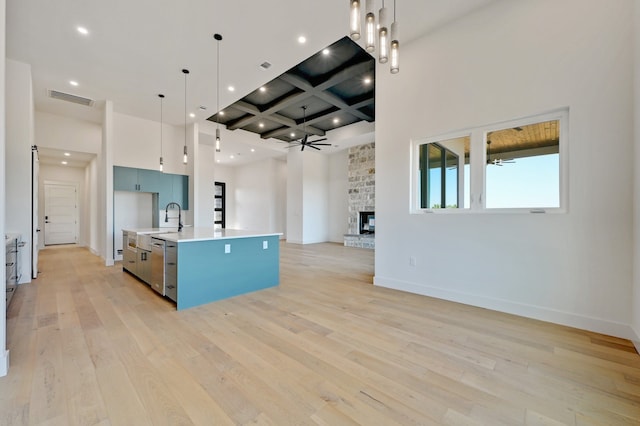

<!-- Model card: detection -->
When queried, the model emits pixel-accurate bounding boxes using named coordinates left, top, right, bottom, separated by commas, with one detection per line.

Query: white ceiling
left=7, top=0, right=497, bottom=166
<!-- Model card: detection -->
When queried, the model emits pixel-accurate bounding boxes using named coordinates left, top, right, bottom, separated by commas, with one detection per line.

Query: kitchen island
left=123, top=228, right=281, bottom=310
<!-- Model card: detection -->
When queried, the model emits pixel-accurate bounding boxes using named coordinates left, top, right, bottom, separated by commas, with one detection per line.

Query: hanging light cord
left=183, top=69, right=188, bottom=162
left=160, top=96, right=163, bottom=155
left=216, top=38, right=220, bottom=130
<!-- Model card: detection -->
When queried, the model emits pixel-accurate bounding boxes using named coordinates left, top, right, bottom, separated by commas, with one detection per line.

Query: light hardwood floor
left=1, top=243, right=640, bottom=425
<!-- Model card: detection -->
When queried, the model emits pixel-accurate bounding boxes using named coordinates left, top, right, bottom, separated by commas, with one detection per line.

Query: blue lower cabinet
left=175, top=236, right=280, bottom=310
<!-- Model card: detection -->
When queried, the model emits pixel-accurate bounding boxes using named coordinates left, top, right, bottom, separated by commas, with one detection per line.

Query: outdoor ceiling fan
left=287, top=106, right=331, bottom=151
left=486, top=140, right=515, bottom=166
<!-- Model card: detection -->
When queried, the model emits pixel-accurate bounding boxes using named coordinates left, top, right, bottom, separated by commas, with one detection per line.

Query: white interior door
left=44, top=183, right=78, bottom=245
left=32, top=147, right=39, bottom=277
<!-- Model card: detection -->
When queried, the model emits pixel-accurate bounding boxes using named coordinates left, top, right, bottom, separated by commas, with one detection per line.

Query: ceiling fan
left=287, top=106, right=331, bottom=151
left=487, top=140, right=515, bottom=166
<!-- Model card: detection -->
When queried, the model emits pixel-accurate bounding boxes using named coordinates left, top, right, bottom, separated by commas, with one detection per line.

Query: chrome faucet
left=164, top=202, right=183, bottom=232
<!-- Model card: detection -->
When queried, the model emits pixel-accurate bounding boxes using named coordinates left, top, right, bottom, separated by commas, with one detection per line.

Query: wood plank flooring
left=1, top=242, right=640, bottom=425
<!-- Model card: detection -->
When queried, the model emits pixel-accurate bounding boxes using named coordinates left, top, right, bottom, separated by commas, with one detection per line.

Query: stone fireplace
left=344, top=142, right=375, bottom=249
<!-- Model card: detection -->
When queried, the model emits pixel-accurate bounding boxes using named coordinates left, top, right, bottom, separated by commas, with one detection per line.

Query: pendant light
left=348, top=0, right=400, bottom=73
left=158, top=94, right=165, bottom=172
left=182, top=69, right=189, bottom=164
left=350, top=0, right=361, bottom=40
left=378, top=0, right=389, bottom=64
left=365, top=0, right=376, bottom=52
left=214, top=33, right=223, bottom=153
left=390, top=0, right=399, bottom=73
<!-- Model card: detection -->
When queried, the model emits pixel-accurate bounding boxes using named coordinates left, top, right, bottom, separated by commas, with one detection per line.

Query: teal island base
left=175, top=234, right=280, bottom=310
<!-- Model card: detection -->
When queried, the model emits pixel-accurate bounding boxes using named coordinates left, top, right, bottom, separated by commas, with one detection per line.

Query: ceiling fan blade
left=301, top=143, right=306, bottom=151
left=308, top=144, right=321, bottom=150
left=310, top=143, right=331, bottom=146
left=308, top=138, right=327, bottom=143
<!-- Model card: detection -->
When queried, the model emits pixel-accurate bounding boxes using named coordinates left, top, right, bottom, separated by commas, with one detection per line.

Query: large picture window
left=418, top=136, right=470, bottom=209
left=411, top=109, right=567, bottom=213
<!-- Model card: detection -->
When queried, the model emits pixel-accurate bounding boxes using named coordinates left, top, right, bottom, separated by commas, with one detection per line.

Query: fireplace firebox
left=359, top=211, right=375, bottom=234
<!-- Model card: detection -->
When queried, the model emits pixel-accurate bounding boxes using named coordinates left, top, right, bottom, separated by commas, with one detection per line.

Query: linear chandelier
left=350, top=0, right=399, bottom=73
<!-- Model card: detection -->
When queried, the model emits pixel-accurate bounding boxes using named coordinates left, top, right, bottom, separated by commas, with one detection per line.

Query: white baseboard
left=374, top=276, right=636, bottom=341
left=0, top=350, right=9, bottom=377
left=631, top=325, right=640, bottom=354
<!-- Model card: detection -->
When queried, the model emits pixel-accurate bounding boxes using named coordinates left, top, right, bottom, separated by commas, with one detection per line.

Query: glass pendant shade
left=350, top=0, right=361, bottom=40
left=390, top=20, right=399, bottom=73
left=365, top=0, right=375, bottom=52
left=159, top=156, right=163, bottom=172
left=215, top=128, right=221, bottom=153
left=183, top=146, right=188, bottom=164
left=378, top=6, right=389, bottom=63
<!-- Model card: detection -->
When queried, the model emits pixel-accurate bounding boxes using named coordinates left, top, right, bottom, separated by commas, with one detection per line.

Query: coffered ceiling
left=209, top=37, right=375, bottom=144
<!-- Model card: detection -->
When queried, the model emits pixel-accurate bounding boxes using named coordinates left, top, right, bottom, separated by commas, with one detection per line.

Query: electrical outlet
left=263, top=240, right=268, bottom=249
left=409, top=256, right=416, bottom=267
left=224, top=244, right=231, bottom=254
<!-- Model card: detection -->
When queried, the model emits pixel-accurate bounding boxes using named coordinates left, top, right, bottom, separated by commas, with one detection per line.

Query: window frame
left=410, top=108, right=569, bottom=214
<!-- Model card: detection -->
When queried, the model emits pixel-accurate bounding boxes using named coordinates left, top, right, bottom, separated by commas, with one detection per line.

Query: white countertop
left=125, top=227, right=282, bottom=243
left=122, top=227, right=181, bottom=235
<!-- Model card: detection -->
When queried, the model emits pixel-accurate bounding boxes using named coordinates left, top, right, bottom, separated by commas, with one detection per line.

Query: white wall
left=328, top=149, right=349, bottom=243
left=633, top=1, right=640, bottom=349
left=1, top=0, right=8, bottom=378
left=6, top=59, right=34, bottom=285
left=375, top=0, right=636, bottom=339
left=234, top=158, right=286, bottom=234
left=286, top=149, right=304, bottom=243
left=86, top=157, right=100, bottom=255
left=113, top=112, right=187, bottom=174
left=302, top=152, right=329, bottom=244
left=38, top=164, right=86, bottom=248
left=35, top=111, right=101, bottom=154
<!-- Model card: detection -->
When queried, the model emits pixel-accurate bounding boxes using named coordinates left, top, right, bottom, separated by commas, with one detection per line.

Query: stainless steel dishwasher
left=150, top=238, right=165, bottom=296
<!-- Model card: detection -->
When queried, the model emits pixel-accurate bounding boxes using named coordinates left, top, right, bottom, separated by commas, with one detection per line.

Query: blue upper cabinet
left=113, top=166, right=139, bottom=191
left=137, top=169, right=162, bottom=193
left=114, top=166, right=189, bottom=209
left=172, top=174, right=189, bottom=210
left=157, top=172, right=174, bottom=209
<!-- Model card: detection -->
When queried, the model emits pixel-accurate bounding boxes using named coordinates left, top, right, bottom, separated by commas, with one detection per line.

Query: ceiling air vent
left=48, top=89, right=95, bottom=107
left=259, top=61, right=272, bottom=70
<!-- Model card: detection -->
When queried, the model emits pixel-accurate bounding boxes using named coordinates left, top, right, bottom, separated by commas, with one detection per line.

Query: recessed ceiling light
left=259, top=86, right=266, bottom=93
left=77, top=26, right=89, bottom=35
left=230, top=155, right=235, bottom=159
left=290, top=132, right=296, bottom=138
left=216, top=159, right=220, bottom=163
left=333, top=118, right=340, bottom=124
left=219, top=111, right=225, bottom=116
left=322, top=49, right=330, bottom=55
left=64, top=152, right=71, bottom=157
left=259, top=122, right=264, bottom=128
left=69, top=80, right=79, bottom=86
left=227, top=86, right=235, bottom=92
left=189, top=113, right=195, bottom=118
left=364, top=77, right=372, bottom=84
left=61, top=161, right=68, bottom=165
left=298, top=36, right=307, bottom=44
left=251, top=148, right=255, bottom=153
